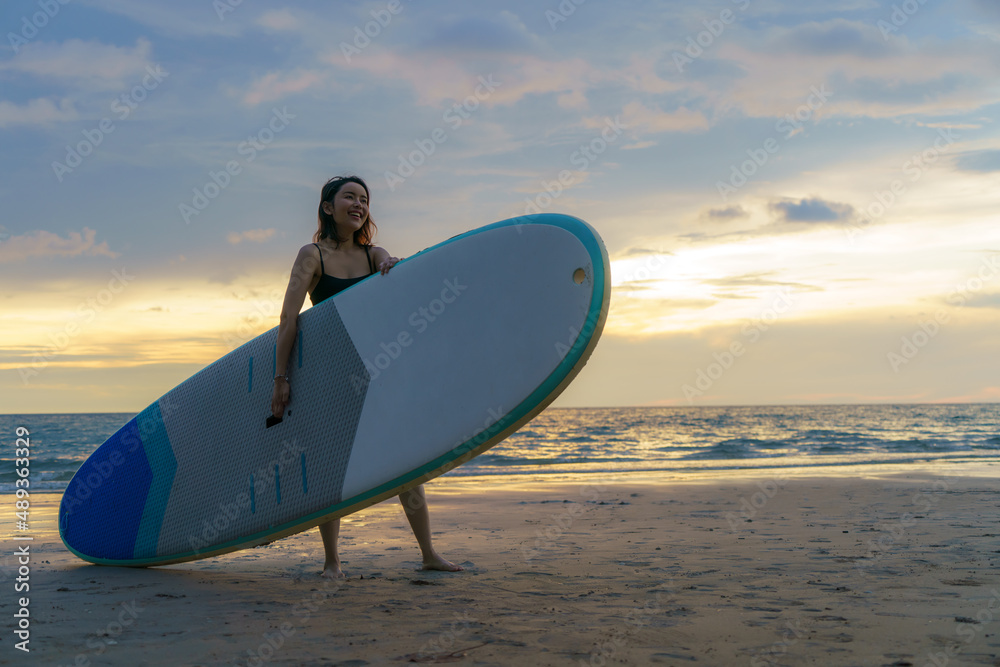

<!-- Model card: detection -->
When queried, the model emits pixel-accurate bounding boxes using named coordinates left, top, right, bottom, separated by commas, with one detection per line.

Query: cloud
left=701, top=272, right=823, bottom=292
left=257, top=9, right=299, bottom=31
left=703, top=205, right=748, bottom=221
left=771, top=19, right=892, bottom=59
left=227, top=229, right=277, bottom=244
left=74, top=0, right=243, bottom=38
left=769, top=197, right=854, bottom=223
left=621, top=140, right=656, bottom=150
left=965, top=0, right=1000, bottom=20
left=0, top=98, right=77, bottom=127
left=324, top=46, right=599, bottom=111
left=415, top=12, right=542, bottom=54
left=954, top=149, right=1000, bottom=173
left=241, top=70, right=324, bottom=106
left=0, top=39, right=155, bottom=88
left=622, top=51, right=688, bottom=95
left=0, top=228, right=118, bottom=262
left=713, top=19, right=1000, bottom=118
left=617, top=247, right=672, bottom=258
left=619, top=99, right=709, bottom=134
left=962, top=292, right=1000, bottom=309
left=319, top=11, right=621, bottom=111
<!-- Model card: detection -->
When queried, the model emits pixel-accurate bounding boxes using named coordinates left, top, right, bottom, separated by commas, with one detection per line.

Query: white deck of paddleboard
left=336, top=223, right=591, bottom=499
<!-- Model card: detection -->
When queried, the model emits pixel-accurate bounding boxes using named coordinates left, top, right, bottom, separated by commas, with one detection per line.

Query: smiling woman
left=313, top=176, right=377, bottom=248
left=269, top=174, right=460, bottom=580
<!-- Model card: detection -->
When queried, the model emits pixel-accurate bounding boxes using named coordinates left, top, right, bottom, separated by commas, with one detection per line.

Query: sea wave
left=2, top=404, right=998, bottom=493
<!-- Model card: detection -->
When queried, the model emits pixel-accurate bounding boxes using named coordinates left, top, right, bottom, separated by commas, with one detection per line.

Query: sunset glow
left=2, top=1, right=999, bottom=411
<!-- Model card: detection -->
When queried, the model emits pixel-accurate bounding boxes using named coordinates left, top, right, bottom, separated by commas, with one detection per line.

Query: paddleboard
left=59, top=213, right=610, bottom=566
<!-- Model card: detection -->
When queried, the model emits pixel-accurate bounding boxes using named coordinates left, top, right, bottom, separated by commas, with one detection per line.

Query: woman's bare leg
left=398, top=485, right=463, bottom=572
left=319, top=518, right=345, bottom=578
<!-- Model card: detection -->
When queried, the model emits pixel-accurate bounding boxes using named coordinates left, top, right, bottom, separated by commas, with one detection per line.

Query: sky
left=1, top=0, right=999, bottom=413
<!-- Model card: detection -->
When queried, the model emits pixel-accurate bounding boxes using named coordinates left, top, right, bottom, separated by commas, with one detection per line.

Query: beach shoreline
left=3, top=465, right=999, bottom=666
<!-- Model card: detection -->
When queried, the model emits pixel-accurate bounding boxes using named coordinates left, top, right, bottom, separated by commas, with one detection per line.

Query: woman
left=270, top=175, right=463, bottom=579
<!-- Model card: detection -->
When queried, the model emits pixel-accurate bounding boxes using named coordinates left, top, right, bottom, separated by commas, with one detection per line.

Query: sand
left=3, top=464, right=999, bottom=666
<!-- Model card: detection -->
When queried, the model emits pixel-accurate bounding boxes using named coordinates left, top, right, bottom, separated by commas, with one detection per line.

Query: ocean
left=2, top=404, right=998, bottom=494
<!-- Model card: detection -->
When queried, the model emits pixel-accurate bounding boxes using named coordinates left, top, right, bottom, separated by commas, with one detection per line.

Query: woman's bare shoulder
left=294, top=242, right=322, bottom=259
left=292, top=242, right=323, bottom=272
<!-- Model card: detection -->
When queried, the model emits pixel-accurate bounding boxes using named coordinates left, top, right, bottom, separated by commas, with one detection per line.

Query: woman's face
left=324, top=182, right=369, bottom=233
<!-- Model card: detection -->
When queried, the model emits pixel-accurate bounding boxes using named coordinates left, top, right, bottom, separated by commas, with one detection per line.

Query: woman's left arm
left=371, top=246, right=400, bottom=275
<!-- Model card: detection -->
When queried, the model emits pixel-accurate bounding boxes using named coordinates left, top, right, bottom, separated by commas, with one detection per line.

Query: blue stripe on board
left=274, top=464, right=281, bottom=505
left=132, top=402, right=178, bottom=559
left=298, top=329, right=303, bottom=368
left=250, top=475, right=255, bottom=514
left=272, top=343, right=276, bottom=378
left=59, top=417, right=152, bottom=561
left=301, top=453, right=307, bottom=494
left=248, top=356, right=254, bottom=393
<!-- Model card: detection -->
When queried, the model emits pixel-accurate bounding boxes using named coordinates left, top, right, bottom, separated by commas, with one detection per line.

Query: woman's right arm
left=271, top=244, right=320, bottom=418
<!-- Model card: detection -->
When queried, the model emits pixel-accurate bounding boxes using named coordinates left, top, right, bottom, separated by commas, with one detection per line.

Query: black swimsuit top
left=309, top=243, right=375, bottom=306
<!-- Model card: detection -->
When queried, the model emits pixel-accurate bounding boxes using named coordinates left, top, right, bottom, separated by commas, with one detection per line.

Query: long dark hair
left=313, top=175, right=377, bottom=247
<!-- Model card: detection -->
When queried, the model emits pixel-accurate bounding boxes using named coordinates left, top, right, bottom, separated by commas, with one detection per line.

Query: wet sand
left=3, top=465, right=999, bottom=666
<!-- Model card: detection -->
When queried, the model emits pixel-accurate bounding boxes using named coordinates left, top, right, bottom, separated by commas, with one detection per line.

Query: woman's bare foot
left=421, top=552, right=464, bottom=572
left=321, top=561, right=346, bottom=579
